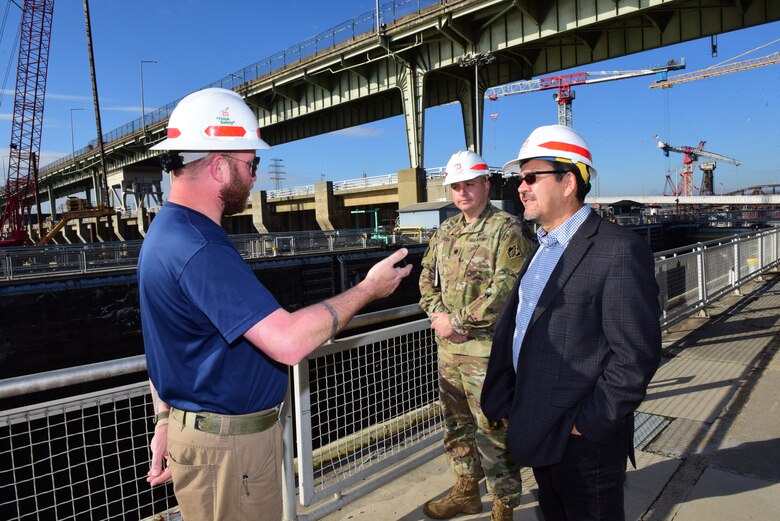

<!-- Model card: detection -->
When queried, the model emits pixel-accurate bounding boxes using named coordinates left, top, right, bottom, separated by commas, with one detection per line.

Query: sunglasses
left=515, top=170, right=568, bottom=185
left=222, top=154, right=260, bottom=177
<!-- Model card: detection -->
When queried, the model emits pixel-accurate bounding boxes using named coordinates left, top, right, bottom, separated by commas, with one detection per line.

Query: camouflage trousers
left=437, top=348, right=522, bottom=508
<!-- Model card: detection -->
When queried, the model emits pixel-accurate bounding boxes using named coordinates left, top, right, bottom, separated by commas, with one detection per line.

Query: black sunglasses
left=222, top=154, right=260, bottom=177
left=515, top=170, right=568, bottom=185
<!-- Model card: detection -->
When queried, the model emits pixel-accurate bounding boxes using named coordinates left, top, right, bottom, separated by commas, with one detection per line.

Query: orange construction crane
left=650, top=51, right=780, bottom=89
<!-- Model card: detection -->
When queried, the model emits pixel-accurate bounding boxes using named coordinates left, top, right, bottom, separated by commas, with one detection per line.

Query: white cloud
left=334, top=127, right=382, bottom=138
left=104, top=105, right=145, bottom=113
left=44, top=93, right=93, bottom=102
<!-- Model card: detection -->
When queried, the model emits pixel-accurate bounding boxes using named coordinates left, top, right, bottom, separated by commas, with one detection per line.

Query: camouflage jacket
left=419, top=204, right=530, bottom=357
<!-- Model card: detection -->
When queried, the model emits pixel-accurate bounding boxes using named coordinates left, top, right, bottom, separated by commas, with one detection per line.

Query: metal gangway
left=1, top=226, right=779, bottom=520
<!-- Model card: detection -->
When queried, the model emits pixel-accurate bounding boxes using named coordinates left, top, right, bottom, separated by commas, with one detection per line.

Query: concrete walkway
left=308, top=272, right=780, bottom=521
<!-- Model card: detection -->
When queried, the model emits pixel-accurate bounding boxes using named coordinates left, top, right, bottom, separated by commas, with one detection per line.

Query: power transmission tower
left=268, top=158, right=286, bottom=190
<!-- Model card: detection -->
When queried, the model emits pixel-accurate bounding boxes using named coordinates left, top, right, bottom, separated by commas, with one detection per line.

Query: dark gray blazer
left=482, top=211, right=662, bottom=468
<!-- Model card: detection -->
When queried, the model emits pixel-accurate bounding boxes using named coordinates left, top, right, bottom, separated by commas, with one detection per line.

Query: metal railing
left=2, top=228, right=780, bottom=520
left=291, top=319, right=439, bottom=518
left=0, top=381, right=176, bottom=521
left=654, top=226, right=780, bottom=329
left=267, top=173, right=400, bottom=199
left=40, top=0, right=442, bottom=175
left=0, top=230, right=419, bottom=282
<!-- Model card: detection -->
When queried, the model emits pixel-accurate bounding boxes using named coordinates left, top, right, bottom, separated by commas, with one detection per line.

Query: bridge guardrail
left=1, top=228, right=779, bottom=520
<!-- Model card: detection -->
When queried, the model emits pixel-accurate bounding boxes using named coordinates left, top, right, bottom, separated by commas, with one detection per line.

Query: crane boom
left=650, top=51, right=780, bottom=89
left=657, top=140, right=740, bottom=196
left=486, top=59, right=686, bottom=99
left=484, top=59, right=685, bottom=127
left=657, top=141, right=741, bottom=166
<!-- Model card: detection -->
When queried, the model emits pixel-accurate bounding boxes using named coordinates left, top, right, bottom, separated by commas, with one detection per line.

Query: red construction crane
left=485, top=59, right=686, bottom=127
left=658, top=140, right=741, bottom=197
left=0, top=0, right=54, bottom=246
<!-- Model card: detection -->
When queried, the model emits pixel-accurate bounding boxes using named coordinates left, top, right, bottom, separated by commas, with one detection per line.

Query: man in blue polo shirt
left=138, top=88, right=412, bottom=521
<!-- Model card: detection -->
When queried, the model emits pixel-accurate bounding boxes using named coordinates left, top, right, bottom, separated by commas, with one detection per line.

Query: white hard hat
left=151, top=88, right=270, bottom=152
left=503, top=124, right=597, bottom=183
left=443, top=150, right=490, bottom=186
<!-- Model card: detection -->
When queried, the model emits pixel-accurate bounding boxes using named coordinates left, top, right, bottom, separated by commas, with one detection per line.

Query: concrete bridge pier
left=252, top=191, right=279, bottom=233
left=62, top=221, right=79, bottom=244
left=112, top=213, right=128, bottom=241
left=90, top=171, right=103, bottom=207
left=315, top=181, right=338, bottom=230
left=75, top=219, right=91, bottom=243
left=398, top=167, right=426, bottom=209
left=93, top=216, right=113, bottom=242
left=47, top=186, right=56, bottom=220
left=107, top=167, right=164, bottom=212
left=400, top=63, right=426, bottom=170
left=136, top=206, right=150, bottom=238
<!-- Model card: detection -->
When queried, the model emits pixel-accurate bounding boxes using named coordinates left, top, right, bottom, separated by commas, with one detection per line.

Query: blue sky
left=0, top=1, right=778, bottom=197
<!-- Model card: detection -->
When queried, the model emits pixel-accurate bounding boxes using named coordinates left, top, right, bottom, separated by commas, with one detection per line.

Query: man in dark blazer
left=482, top=125, right=662, bottom=521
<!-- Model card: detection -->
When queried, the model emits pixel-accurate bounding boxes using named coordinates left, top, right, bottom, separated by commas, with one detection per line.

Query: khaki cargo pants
left=167, top=410, right=283, bottom=521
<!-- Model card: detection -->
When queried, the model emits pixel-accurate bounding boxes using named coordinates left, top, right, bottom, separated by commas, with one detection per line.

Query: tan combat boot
left=491, top=498, right=514, bottom=520
left=423, top=476, right=482, bottom=519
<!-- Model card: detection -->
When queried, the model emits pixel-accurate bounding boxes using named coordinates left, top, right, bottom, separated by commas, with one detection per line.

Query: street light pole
left=69, top=108, right=85, bottom=157
left=458, top=52, right=495, bottom=155
left=140, top=60, right=157, bottom=132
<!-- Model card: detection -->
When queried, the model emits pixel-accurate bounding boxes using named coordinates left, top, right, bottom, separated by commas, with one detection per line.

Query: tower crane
left=650, top=51, right=780, bottom=89
left=0, top=0, right=54, bottom=246
left=657, top=140, right=741, bottom=197
left=485, top=59, right=686, bottom=127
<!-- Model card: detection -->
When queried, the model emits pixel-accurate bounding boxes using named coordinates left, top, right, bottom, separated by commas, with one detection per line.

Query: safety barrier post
left=696, top=243, right=708, bottom=317
left=79, top=250, right=87, bottom=274
left=732, top=237, right=742, bottom=295
left=293, top=357, right=315, bottom=507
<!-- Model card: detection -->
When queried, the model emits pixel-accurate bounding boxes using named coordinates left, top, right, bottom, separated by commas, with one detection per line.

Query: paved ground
left=301, top=272, right=780, bottom=521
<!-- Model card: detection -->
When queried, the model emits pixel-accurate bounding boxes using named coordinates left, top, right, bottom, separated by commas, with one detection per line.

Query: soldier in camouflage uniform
left=419, top=150, right=531, bottom=520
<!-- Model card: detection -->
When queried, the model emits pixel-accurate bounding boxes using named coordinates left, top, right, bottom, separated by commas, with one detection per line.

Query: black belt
left=170, top=407, right=278, bottom=436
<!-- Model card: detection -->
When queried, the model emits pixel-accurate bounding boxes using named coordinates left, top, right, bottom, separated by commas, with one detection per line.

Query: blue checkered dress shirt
left=512, top=205, right=593, bottom=370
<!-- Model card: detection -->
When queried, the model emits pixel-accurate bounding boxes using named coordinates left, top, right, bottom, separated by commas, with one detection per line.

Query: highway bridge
left=5, top=0, right=779, bottom=243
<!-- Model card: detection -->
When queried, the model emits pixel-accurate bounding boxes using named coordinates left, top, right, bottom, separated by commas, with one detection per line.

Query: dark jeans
left=533, top=434, right=627, bottom=521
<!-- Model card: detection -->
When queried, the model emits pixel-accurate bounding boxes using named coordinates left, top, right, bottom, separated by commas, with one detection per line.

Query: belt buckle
left=193, top=415, right=205, bottom=432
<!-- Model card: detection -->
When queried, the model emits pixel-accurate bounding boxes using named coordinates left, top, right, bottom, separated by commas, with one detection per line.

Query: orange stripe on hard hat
left=204, top=126, right=247, bottom=137
left=472, top=163, right=489, bottom=171
left=167, top=128, right=182, bottom=138
left=539, top=140, right=591, bottom=161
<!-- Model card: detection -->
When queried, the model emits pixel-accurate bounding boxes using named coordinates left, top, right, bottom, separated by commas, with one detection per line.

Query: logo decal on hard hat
left=216, top=107, right=236, bottom=126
